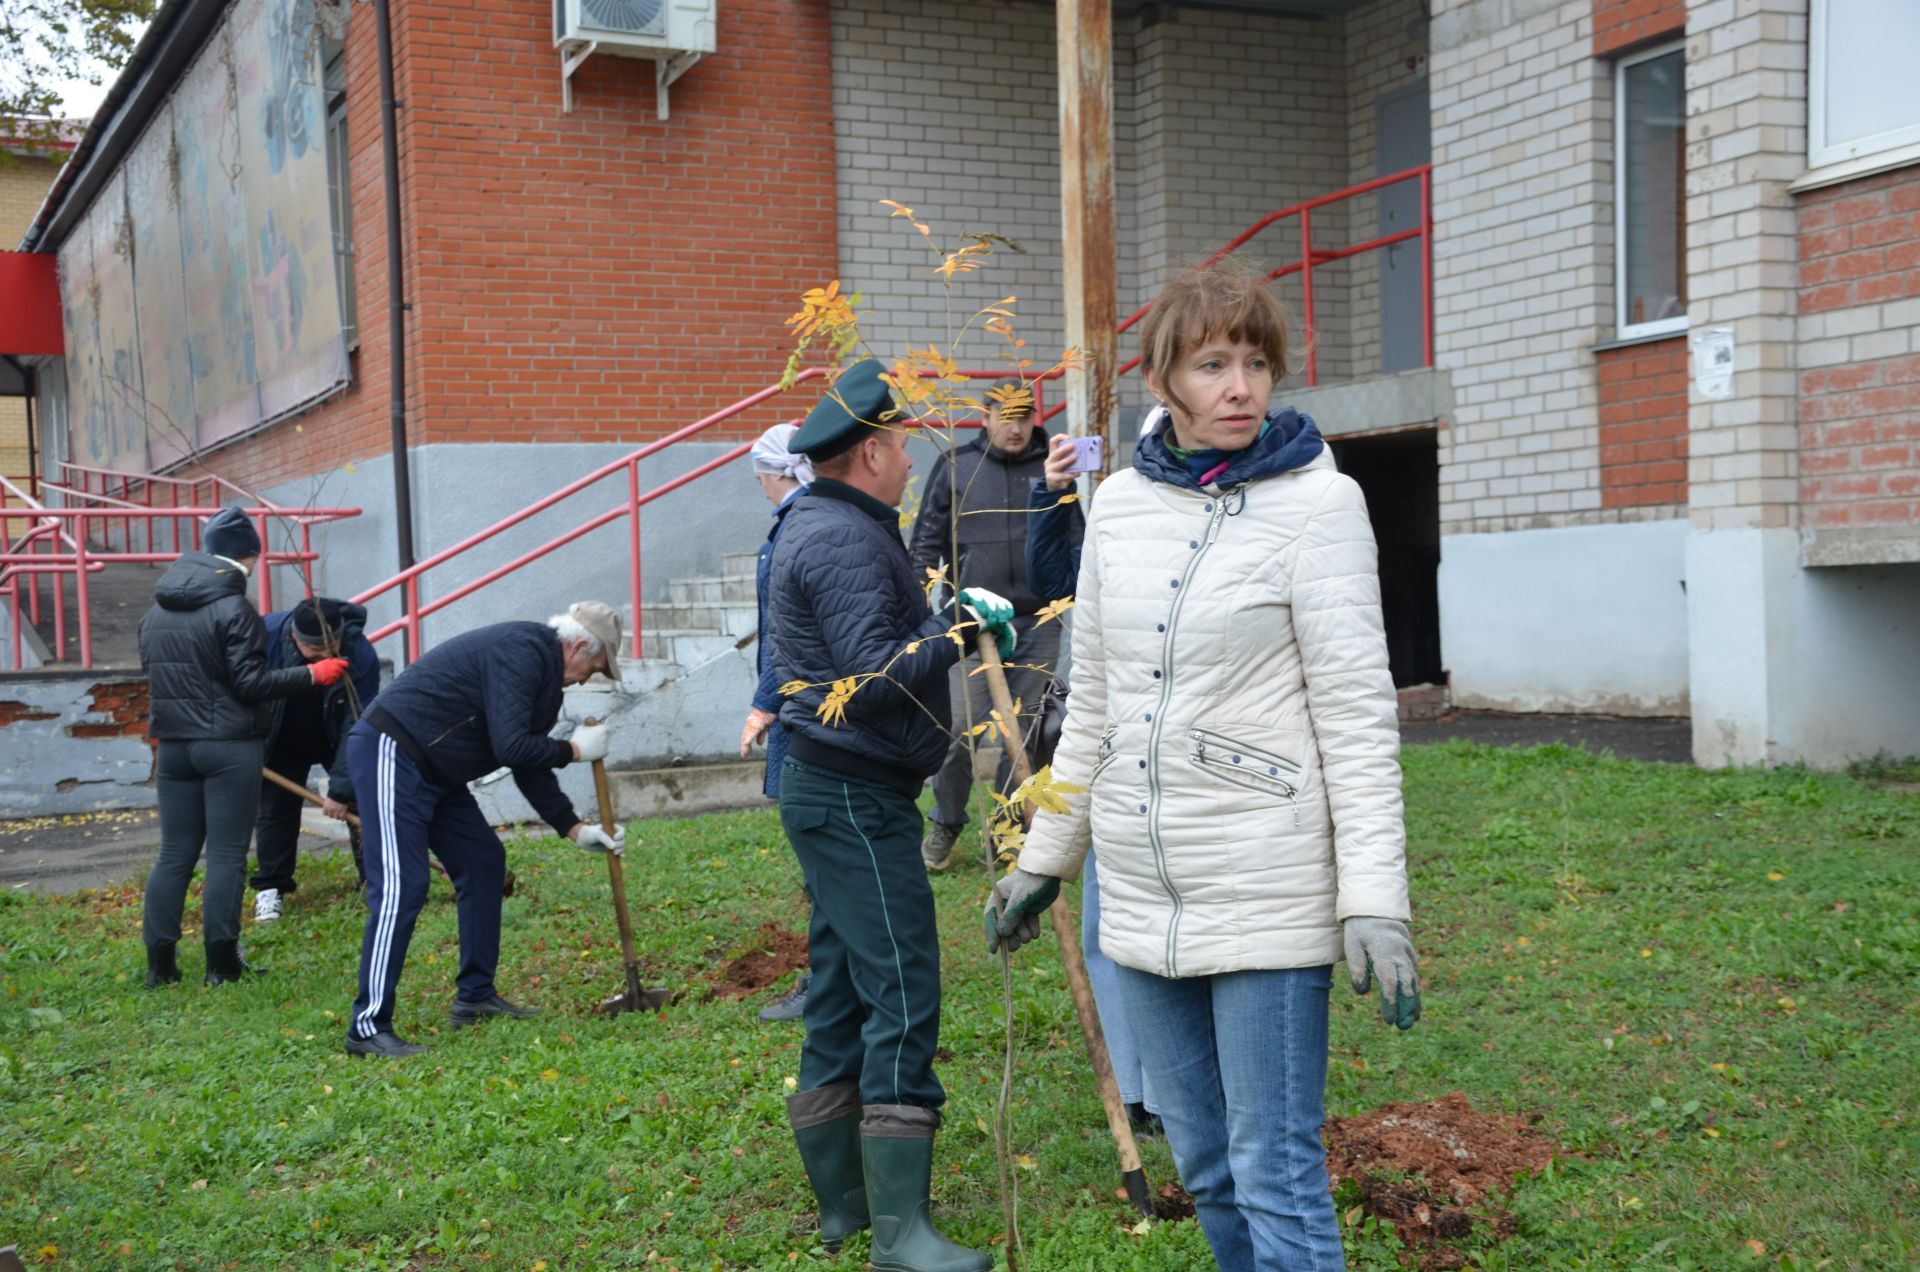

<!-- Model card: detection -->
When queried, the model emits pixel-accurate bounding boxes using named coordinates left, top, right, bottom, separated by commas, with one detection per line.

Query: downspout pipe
left=373, top=0, right=416, bottom=575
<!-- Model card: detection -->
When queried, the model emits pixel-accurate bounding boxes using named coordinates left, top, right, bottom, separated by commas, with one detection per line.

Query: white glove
left=573, top=822, right=626, bottom=857
left=1343, top=916, right=1421, bottom=1030
left=571, top=721, right=610, bottom=763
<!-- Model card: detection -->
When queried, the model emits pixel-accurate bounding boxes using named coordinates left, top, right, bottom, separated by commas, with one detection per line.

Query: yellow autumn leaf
left=1767, top=871, right=1784, bottom=881
left=778, top=679, right=809, bottom=697
left=540, top=1068, right=559, bottom=1082
left=1034, top=596, right=1076, bottom=627
left=1744, top=1239, right=1766, bottom=1258
left=817, top=677, right=858, bottom=728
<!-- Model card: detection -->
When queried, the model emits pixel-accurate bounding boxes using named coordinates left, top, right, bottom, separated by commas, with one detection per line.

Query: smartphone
left=1065, top=435, right=1105, bottom=474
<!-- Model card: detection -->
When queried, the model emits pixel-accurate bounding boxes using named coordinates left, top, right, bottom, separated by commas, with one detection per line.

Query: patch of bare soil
left=705, top=922, right=808, bottom=999
left=1323, top=1091, right=1561, bottom=1269
left=1151, top=1182, right=1195, bottom=1221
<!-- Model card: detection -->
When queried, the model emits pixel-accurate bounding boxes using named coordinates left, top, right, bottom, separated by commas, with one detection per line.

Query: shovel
left=584, top=719, right=671, bottom=1016
left=260, top=768, right=516, bottom=898
left=975, top=633, right=1155, bottom=1219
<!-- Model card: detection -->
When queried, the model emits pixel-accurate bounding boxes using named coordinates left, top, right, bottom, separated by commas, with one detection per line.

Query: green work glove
left=957, top=586, right=1018, bottom=660
left=1343, top=916, right=1422, bottom=1030
left=984, top=868, right=1061, bottom=954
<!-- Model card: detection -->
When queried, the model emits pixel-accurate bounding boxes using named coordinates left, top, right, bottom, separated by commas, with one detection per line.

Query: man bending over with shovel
left=342, top=601, right=627, bottom=1058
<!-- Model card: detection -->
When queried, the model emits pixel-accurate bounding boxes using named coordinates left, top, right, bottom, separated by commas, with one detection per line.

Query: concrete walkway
left=0, top=806, right=348, bottom=897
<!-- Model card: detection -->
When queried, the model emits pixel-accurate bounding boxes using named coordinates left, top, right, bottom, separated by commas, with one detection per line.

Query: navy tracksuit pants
left=347, top=723, right=509, bottom=1040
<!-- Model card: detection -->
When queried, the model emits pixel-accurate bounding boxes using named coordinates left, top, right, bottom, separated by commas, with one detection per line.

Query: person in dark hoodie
left=342, top=600, right=628, bottom=1059
left=248, top=596, right=382, bottom=922
left=138, top=507, right=350, bottom=988
left=908, top=381, right=1084, bottom=870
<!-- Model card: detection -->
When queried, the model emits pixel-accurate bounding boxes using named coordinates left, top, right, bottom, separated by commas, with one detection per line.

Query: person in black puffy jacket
left=137, top=508, right=349, bottom=989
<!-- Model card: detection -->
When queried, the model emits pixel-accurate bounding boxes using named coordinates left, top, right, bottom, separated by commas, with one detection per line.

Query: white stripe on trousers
left=353, top=734, right=402, bottom=1038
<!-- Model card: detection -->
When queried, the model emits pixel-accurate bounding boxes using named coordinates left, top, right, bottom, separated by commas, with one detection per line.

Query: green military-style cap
left=788, top=358, right=897, bottom=461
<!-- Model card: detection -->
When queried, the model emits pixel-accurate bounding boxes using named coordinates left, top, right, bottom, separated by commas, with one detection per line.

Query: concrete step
left=666, top=573, right=757, bottom=606
left=722, top=549, right=761, bottom=577
left=606, top=760, right=768, bottom=820
left=643, top=601, right=758, bottom=639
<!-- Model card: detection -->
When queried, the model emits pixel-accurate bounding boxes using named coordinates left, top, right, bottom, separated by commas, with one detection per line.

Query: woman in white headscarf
left=742, top=422, right=815, bottom=1022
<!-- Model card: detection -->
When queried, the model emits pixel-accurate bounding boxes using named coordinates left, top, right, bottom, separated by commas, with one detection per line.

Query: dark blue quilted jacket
left=769, top=479, right=962, bottom=784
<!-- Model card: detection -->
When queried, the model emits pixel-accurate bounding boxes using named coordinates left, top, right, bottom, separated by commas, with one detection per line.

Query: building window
left=1810, top=0, right=1920, bottom=175
left=1614, top=41, right=1686, bottom=339
left=323, top=46, right=358, bottom=349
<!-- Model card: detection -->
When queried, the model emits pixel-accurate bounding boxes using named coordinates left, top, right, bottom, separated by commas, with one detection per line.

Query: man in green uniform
left=768, top=360, right=1015, bottom=1271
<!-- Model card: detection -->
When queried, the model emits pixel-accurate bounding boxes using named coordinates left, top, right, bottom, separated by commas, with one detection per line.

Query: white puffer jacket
left=1019, top=440, right=1410, bottom=978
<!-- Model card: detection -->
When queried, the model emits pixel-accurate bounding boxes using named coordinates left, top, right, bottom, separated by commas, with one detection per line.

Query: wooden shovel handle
left=262, top=766, right=361, bottom=829
left=585, top=719, right=641, bottom=977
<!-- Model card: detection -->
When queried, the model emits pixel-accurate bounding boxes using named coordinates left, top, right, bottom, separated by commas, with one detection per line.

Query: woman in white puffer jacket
left=986, top=258, right=1423, bottom=1271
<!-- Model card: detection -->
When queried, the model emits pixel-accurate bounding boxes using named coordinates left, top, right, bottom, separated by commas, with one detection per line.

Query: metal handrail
left=2, top=464, right=360, bottom=669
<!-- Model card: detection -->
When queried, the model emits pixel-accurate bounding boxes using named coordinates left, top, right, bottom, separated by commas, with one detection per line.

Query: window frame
left=1613, top=39, right=1689, bottom=341
left=323, top=46, right=357, bottom=351
left=1808, top=0, right=1920, bottom=177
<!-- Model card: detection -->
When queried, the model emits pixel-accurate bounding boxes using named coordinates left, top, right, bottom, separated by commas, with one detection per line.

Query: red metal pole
left=628, top=459, right=643, bottom=662
left=405, top=575, right=420, bottom=665
left=74, top=529, right=92, bottom=669
left=52, top=561, right=65, bottom=661
left=256, top=512, right=273, bottom=614
left=1300, top=207, right=1317, bottom=387
left=301, top=523, right=314, bottom=597
left=1420, top=167, right=1434, bottom=368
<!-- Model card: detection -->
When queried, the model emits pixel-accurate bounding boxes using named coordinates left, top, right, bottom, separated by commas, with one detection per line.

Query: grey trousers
left=143, top=738, right=266, bottom=949
left=928, top=617, right=1062, bottom=828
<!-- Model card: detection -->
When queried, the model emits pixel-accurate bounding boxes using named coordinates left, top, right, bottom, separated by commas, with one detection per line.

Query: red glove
left=309, top=657, right=350, bottom=686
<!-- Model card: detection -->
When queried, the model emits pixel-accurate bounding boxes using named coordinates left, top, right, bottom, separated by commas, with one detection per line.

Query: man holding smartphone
left=907, top=381, right=1085, bottom=870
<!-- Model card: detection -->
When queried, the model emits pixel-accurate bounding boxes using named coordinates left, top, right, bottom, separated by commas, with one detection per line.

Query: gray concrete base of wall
left=1287, top=367, right=1454, bottom=437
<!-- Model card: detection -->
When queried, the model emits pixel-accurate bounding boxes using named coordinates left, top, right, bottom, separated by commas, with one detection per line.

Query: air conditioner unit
left=553, top=0, right=717, bottom=119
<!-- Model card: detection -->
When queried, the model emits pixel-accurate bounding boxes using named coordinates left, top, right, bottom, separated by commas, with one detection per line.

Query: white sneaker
left=254, top=889, right=283, bottom=923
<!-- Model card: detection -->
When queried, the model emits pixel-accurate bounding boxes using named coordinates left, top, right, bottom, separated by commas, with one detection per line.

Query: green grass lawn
left=3, top=742, right=1917, bottom=1270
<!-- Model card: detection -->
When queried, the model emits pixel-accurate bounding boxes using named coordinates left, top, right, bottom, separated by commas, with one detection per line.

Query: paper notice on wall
left=1691, top=328, right=1735, bottom=400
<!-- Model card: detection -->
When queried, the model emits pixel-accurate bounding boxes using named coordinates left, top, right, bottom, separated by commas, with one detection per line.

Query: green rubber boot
left=787, top=1080, right=869, bottom=1253
left=860, top=1105, right=990, bottom=1272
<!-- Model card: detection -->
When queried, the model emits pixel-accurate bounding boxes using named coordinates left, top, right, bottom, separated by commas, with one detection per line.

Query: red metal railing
left=0, top=470, right=359, bottom=669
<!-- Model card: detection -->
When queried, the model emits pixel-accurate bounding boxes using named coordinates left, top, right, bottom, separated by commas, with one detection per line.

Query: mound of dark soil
left=705, top=922, right=808, bottom=999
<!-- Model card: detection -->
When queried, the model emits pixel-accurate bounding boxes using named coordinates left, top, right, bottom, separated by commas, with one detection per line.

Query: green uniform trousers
left=779, top=757, right=946, bottom=1110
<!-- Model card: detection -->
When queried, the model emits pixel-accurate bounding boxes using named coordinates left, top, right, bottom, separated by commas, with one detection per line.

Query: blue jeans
left=1082, top=851, right=1153, bottom=1110
left=1113, top=963, right=1342, bottom=1271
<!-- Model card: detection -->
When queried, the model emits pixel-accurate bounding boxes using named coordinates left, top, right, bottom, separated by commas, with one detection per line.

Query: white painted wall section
left=1439, top=518, right=1689, bottom=714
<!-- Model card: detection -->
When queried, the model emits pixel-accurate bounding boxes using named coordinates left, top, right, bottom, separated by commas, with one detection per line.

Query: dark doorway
left=1327, top=427, right=1442, bottom=689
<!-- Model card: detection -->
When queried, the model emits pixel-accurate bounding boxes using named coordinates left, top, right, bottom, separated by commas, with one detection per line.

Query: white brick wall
left=1430, top=0, right=1619, bottom=533
left=1684, top=0, right=1806, bottom=532
left=830, top=0, right=1356, bottom=430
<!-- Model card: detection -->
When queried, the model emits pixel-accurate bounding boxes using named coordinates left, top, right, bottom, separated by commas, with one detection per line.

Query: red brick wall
left=1799, top=168, right=1920, bottom=533
left=206, top=0, right=838, bottom=491
left=1597, top=337, right=1688, bottom=509
left=1593, top=0, right=1685, bottom=56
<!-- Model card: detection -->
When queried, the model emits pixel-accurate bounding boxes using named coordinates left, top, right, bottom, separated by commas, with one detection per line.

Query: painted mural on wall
left=56, top=0, right=348, bottom=474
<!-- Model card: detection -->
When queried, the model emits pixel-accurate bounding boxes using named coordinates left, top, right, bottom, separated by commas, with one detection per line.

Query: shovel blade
left=599, top=986, right=673, bottom=1017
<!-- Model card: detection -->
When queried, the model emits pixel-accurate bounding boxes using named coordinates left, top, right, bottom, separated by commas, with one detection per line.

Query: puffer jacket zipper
left=1146, top=488, right=1237, bottom=977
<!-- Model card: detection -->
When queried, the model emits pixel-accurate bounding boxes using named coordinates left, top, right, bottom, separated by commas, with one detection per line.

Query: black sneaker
left=757, top=970, right=811, bottom=1023
left=346, top=1030, right=427, bottom=1058
left=449, top=993, right=540, bottom=1029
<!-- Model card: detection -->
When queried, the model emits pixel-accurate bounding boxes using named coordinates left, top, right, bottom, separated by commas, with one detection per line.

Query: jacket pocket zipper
left=1189, top=728, right=1300, bottom=799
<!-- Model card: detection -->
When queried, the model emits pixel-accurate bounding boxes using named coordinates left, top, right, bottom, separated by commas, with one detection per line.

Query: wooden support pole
left=1057, top=0, right=1118, bottom=474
